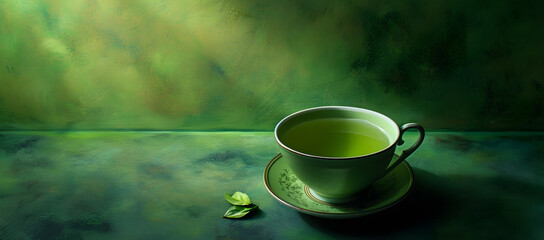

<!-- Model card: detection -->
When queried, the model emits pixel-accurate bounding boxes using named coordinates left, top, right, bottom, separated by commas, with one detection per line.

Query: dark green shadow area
left=300, top=168, right=544, bottom=239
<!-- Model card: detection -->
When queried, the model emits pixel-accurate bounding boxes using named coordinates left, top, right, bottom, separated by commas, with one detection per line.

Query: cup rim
left=274, top=106, right=401, bottom=160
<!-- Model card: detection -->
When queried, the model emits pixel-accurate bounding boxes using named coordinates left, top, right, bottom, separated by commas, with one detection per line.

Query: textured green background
left=1, top=0, right=543, bottom=130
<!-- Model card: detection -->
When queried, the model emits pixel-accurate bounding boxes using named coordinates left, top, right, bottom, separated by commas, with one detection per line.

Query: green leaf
left=223, top=192, right=259, bottom=219
left=223, top=205, right=258, bottom=219
left=225, top=192, right=251, bottom=206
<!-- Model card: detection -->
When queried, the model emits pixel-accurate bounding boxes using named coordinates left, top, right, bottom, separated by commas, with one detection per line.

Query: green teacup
left=274, top=106, right=424, bottom=203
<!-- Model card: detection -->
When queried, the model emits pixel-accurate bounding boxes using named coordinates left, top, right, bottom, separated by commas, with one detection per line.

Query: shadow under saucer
left=297, top=168, right=450, bottom=237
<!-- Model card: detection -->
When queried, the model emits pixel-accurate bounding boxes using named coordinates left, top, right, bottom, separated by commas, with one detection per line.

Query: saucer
left=263, top=154, right=414, bottom=219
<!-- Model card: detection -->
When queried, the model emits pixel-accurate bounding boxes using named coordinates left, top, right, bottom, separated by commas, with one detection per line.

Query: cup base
left=306, top=187, right=371, bottom=204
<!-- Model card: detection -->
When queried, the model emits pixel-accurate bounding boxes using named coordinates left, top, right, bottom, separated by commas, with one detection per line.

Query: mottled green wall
left=1, top=0, right=543, bottom=130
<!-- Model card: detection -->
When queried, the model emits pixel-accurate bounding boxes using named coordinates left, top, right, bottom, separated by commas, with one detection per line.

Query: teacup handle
left=384, top=123, right=425, bottom=175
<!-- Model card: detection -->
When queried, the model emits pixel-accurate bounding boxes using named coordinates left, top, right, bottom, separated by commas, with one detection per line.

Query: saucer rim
left=263, top=153, right=414, bottom=218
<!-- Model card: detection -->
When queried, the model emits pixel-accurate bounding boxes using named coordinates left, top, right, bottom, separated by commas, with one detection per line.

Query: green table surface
left=1, top=131, right=543, bottom=240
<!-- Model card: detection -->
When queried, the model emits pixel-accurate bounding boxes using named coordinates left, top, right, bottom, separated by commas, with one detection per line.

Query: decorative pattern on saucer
left=263, top=153, right=414, bottom=219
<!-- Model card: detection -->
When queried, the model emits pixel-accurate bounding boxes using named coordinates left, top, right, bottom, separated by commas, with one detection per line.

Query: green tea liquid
left=281, top=118, right=390, bottom=158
